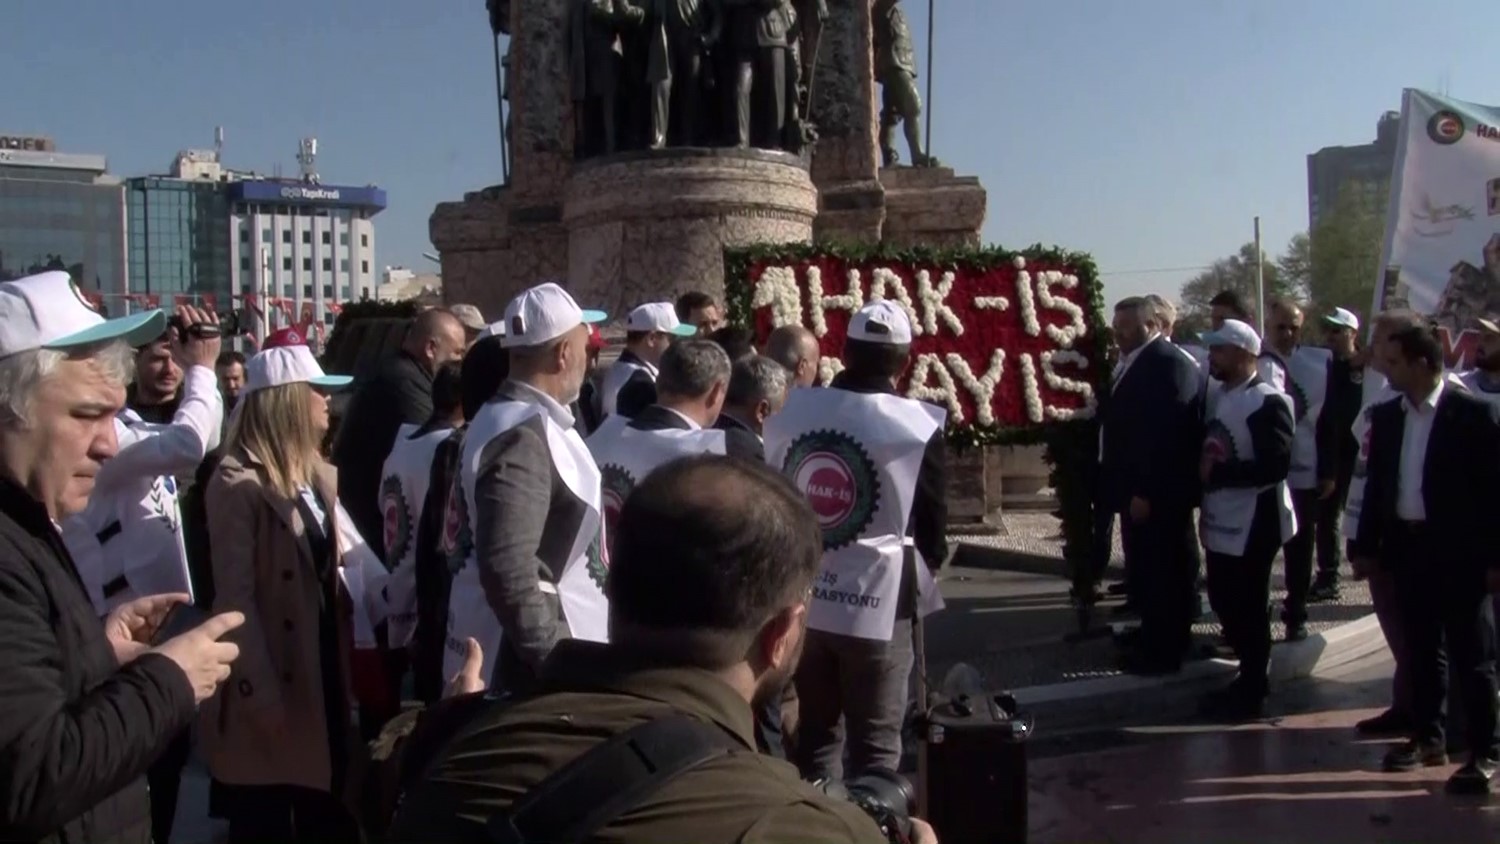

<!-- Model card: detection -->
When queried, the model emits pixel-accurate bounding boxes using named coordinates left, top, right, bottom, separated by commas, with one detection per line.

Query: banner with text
left=727, top=247, right=1107, bottom=434
left=1376, top=89, right=1500, bottom=368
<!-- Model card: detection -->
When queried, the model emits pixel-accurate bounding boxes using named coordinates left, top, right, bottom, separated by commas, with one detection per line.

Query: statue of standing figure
left=724, top=0, right=795, bottom=150
left=569, top=0, right=642, bottom=158
left=640, top=0, right=722, bottom=148
left=873, top=0, right=933, bottom=167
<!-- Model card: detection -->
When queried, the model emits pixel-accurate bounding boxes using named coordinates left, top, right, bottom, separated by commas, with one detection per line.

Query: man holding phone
left=0, top=272, right=245, bottom=844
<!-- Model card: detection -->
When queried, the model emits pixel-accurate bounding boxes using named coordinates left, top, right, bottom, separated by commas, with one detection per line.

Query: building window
left=240, top=256, right=250, bottom=271
left=361, top=260, right=369, bottom=274
left=340, top=259, right=349, bottom=272
left=340, top=232, right=349, bottom=246
left=360, top=233, right=369, bottom=248
left=323, top=285, right=333, bottom=298
left=282, top=284, right=294, bottom=297
left=303, top=258, right=312, bottom=271
left=324, top=312, right=335, bottom=325
left=261, top=228, right=272, bottom=241
left=341, top=285, right=352, bottom=299
left=322, top=258, right=331, bottom=271
left=321, top=231, right=331, bottom=245
left=281, top=230, right=291, bottom=244
left=282, top=257, right=292, bottom=271
left=302, top=230, right=311, bottom=244
left=239, top=229, right=249, bottom=242
left=303, top=285, right=313, bottom=298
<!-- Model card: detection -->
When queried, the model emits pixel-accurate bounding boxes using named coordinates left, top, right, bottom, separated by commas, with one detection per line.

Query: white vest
left=443, top=399, right=607, bottom=684
left=600, top=356, right=655, bottom=417
left=63, top=416, right=193, bottom=615
left=764, top=389, right=945, bottom=641
left=586, top=414, right=726, bottom=541
left=1268, top=347, right=1332, bottom=489
left=1200, top=379, right=1298, bottom=556
left=377, top=423, right=454, bottom=648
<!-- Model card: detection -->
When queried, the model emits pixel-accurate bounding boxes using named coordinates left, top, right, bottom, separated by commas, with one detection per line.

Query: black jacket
left=333, top=351, right=435, bottom=558
left=829, top=372, right=948, bottom=572
left=713, top=413, right=765, bottom=462
left=412, top=429, right=465, bottom=703
left=612, top=352, right=658, bottom=420
left=0, top=478, right=196, bottom=844
left=1352, top=385, right=1500, bottom=577
left=1097, top=337, right=1203, bottom=512
left=1315, top=356, right=1363, bottom=486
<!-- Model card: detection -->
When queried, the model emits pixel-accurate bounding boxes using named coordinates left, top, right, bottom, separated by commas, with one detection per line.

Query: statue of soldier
left=632, top=0, right=721, bottom=149
left=569, top=0, right=636, bottom=158
left=726, top=0, right=793, bottom=150
left=873, top=0, right=932, bottom=166
left=782, top=0, right=826, bottom=153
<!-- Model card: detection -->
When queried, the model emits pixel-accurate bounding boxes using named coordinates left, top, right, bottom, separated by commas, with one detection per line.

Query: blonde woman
left=200, top=344, right=361, bottom=843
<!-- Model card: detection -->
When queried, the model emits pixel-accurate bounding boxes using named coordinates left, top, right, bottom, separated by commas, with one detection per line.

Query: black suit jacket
left=611, top=351, right=658, bottom=420
left=714, top=413, right=765, bottom=462
left=1097, top=337, right=1203, bottom=513
left=1352, top=386, right=1500, bottom=577
left=628, top=404, right=694, bottom=433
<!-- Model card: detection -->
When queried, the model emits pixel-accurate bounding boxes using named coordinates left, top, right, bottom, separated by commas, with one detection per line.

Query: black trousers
left=1120, top=505, right=1199, bottom=665
left=1205, top=500, right=1282, bottom=691
left=1390, top=524, right=1500, bottom=757
left=147, top=729, right=192, bottom=844
left=1314, top=470, right=1352, bottom=578
left=220, top=784, right=360, bottom=844
left=1281, top=487, right=1320, bottom=625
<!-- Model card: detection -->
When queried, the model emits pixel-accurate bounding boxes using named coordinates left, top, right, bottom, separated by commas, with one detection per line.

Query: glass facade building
left=126, top=177, right=232, bottom=300
left=0, top=151, right=125, bottom=299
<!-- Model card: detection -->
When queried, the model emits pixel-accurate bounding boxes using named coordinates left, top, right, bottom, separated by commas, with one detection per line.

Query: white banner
left=1375, top=89, right=1500, bottom=371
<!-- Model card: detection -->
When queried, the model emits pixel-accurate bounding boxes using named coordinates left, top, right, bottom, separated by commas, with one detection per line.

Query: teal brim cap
left=309, top=374, right=354, bottom=390
left=580, top=309, right=608, bottom=324
left=45, top=309, right=167, bottom=351
left=666, top=323, right=698, bottom=337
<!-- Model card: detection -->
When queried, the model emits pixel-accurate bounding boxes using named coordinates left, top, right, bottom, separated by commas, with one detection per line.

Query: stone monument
left=434, top=0, right=987, bottom=319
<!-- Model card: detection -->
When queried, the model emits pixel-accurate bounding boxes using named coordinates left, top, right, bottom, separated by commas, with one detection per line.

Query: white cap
left=848, top=300, right=914, bottom=345
left=0, top=271, right=167, bottom=361
left=449, top=303, right=486, bottom=332
left=243, top=345, right=353, bottom=396
left=500, top=282, right=607, bottom=349
left=1200, top=318, right=1261, bottom=357
left=477, top=319, right=507, bottom=342
left=625, top=302, right=696, bottom=337
left=1321, top=307, right=1360, bottom=331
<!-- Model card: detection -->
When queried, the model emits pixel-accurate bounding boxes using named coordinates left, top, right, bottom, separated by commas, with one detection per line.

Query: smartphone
left=150, top=603, right=211, bottom=646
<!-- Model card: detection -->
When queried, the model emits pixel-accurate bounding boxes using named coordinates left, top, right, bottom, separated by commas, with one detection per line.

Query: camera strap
left=485, top=714, right=739, bottom=844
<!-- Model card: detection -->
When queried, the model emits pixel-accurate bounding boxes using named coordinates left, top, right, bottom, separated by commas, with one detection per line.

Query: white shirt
left=1111, top=334, right=1159, bottom=387
left=1396, top=378, right=1444, bottom=521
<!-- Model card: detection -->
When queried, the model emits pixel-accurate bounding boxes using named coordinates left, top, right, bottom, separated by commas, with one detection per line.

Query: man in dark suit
left=1098, top=297, right=1203, bottom=673
left=714, top=354, right=789, bottom=461
left=1352, top=323, right=1500, bottom=792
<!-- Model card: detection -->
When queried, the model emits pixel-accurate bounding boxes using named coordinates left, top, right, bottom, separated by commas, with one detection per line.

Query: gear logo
left=599, top=463, right=636, bottom=545
left=783, top=430, right=879, bottom=550
left=584, top=531, right=608, bottom=590
left=1203, top=419, right=1237, bottom=464
left=1287, top=377, right=1309, bottom=422
left=441, top=474, right=473, bottom=575
left=380, top=475, right=412, bottom=565
left=1427, top=110, right=1465, bottom=145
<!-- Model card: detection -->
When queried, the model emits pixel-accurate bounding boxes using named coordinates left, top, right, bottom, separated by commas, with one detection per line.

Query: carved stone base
left=429, top=185, right=569, bottom=317
left=946, top=443, right=1006, bottom=527
left=879, top=166, right=988, bottom=249
left=562, top=148, right=818, bottom=315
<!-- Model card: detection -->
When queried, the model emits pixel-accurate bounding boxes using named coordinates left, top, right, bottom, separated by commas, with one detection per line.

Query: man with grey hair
left=1145, top=293, right=1203, bottom=370
left=765, top=324, right=822, bottom=387
left=715, top=354, right=789, bottom=462
left=0, top=272, right=245, bottom=843
left=588, top=340, right=730, bottom=539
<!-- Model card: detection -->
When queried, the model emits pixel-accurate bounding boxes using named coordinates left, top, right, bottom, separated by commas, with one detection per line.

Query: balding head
left=1266, top=299, right=1305, bottom=356
left=405, top=308, right=468, bottom=374
left=765, top=324, right=821, bottom=387
left=608, top=454, right=821, bottom=686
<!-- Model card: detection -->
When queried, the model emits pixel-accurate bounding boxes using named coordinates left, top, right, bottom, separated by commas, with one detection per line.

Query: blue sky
left=5, top=0, right=1498, bottom=304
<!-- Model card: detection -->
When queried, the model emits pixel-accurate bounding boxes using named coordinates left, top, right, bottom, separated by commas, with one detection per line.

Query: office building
left=1306, top=110, right=1400, bottom=229
left=126, top=149, right=234, bottom=304
left=0, top=134, right=126, bottom=300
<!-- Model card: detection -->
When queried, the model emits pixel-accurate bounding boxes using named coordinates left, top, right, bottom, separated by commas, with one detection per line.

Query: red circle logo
left=796, top=453, right=857, bottom=529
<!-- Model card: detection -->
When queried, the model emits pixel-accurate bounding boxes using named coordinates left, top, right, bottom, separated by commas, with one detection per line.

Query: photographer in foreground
left=388, top=455, right=935, bottom=844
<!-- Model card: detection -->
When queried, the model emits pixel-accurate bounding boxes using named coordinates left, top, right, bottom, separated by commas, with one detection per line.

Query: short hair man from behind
left=387, top=456, right=910, bottom=844
left=654, top=339, right=732, bottom=427
left=715, top=355, right=789, bottom=462
left=765, top=324, right=821, bottom=387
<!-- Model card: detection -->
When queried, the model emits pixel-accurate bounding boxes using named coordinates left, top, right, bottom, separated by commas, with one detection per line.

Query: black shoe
left=1446, top=757, right=1498, bottom=795
left=1382, top=739, right=1448, bottom=772
left=1106, top=582, right=1130, bottom=596
left=1356, top=709, right=1411, bottom=736
left=1198, top=679, right=1267, bottom=721
left=1308, top=577, right=1340, bottom=603
left=1283, top=623, right=1309, bottom=643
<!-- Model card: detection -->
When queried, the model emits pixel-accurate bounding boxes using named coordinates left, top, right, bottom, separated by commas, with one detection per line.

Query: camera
left=167, top=308, right=250, bottom=339
left=812, top=768, right=916, bottom=844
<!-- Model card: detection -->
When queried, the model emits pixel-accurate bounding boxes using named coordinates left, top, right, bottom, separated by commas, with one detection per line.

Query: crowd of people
left=2, top=263, right=1497, bottom=844
left=1095, top=289, right=1500, bottom=794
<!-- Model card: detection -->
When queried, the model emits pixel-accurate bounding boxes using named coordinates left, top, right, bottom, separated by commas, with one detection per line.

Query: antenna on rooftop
left=297, top=137, right=320, bottom=184
left=214, top=126, right=225, bottom=161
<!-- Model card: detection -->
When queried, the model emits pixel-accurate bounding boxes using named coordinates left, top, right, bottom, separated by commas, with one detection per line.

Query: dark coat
left=332, top=351, right=434, bottom=557
left=0, top=478, right=196, bottom=844
left=1097, top=337, right=1203, bottom=513
left=713, top=412, right=765, bottom=462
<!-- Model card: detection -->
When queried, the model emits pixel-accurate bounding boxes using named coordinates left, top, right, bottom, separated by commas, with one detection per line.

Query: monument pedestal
left=429, top=186, right=570, bottom=318
left=562, top=149, right=818, bottom=312
left=879, top=166, right=988, bottom=249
